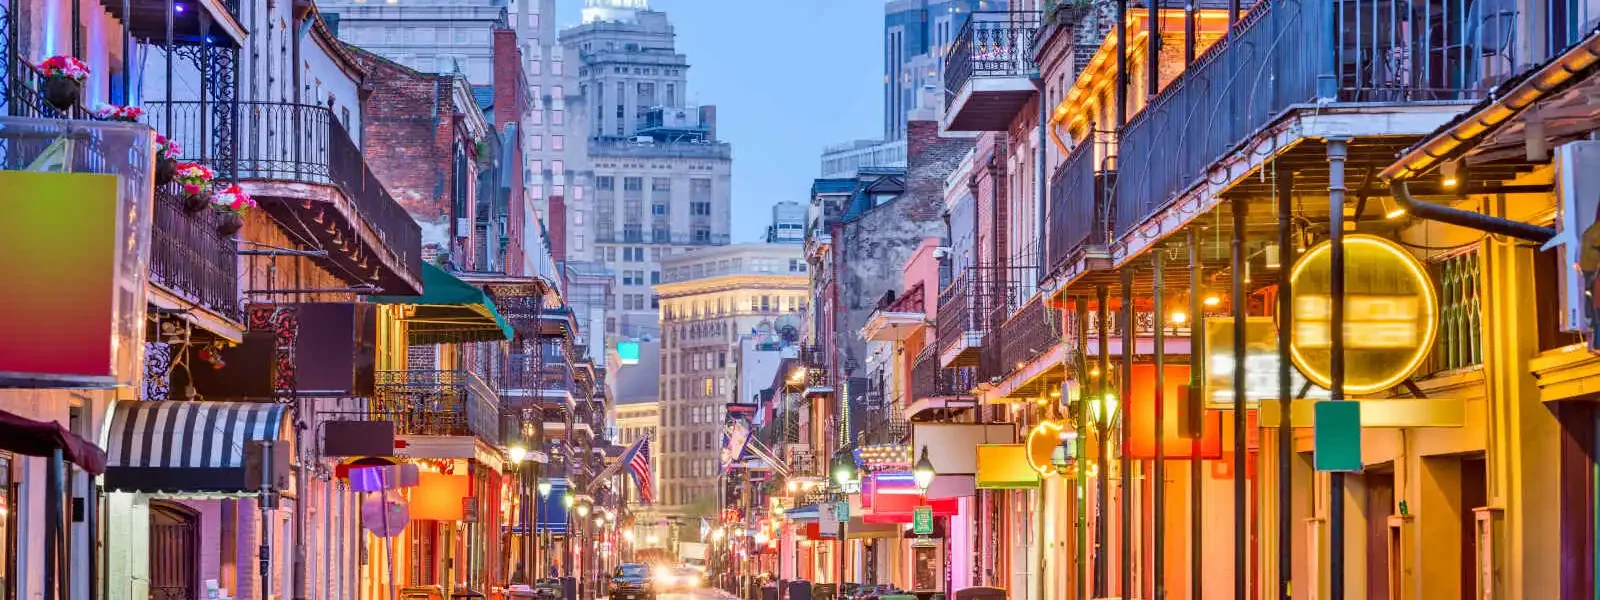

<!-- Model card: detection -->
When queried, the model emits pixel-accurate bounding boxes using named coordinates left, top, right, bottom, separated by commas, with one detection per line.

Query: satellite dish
left=361, top=493, right=410, bottom=538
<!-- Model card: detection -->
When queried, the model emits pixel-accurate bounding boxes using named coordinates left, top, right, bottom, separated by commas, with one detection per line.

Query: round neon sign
left=1286, top=234, right=1438, bottom=396
left=1026, top=420, right=1066, bottom=478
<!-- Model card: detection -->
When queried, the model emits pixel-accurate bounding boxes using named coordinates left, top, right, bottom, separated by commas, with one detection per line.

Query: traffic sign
left=912, top=506, right=933, bottom=535
left=835, top=501, right=849, bottom=522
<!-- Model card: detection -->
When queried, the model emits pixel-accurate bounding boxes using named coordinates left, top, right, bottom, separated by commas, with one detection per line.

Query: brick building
left=348, top=44, right=493, bottom=268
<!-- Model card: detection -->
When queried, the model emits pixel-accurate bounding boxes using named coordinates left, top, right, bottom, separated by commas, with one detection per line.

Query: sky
left=557, top=0, right=885, bottom=242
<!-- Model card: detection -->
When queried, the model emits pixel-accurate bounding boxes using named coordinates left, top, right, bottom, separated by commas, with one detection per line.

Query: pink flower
left=183, top=183, right=204, bottom=196
left=40, top=56, right=89, bottom=82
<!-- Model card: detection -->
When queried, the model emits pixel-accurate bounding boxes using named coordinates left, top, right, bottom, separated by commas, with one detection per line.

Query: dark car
left=609, top=563, right=654, bottom=600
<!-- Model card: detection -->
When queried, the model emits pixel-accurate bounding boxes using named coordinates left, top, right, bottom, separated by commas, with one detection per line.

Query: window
left=529, top=135, right=543, bottom=151
left=552, top=135, right=564, bottom=150
left=690, top=202, right=712, bottom=216
left=528, top=12, right=539, bottom=27
left=650, top=271, right=660, bottom=285
left=703, top=378, right=714, bottom=396
left=529, top=110, right=543, bottom=125
left=652, top=203, right=668, bottom=216
left=624, top=177, right=644, bottom=192
left=552, top=110, right=564, bottom=125
left=528, top=59, right=541, bottom=76
left=552, top=61, right=563, bottom=76
left=597, top=176, right=615, bottom=191
left=694, top=229, right=711, bottom=243
left=552, top=160, right=564, bottom=174
left=573, top=234, right=585, bottom=252
left=573, top=210, right=585, bottom=225
left=651, top=294, right=659, bottom=309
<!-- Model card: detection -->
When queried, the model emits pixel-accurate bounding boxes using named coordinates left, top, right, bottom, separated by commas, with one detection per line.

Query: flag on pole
left=626, top=436, right=656, bottom=505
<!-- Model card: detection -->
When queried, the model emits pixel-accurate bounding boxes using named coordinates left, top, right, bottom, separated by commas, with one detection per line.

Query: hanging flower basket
left=155, top=135, right=182, bottom=184
left=174, top=162, right=218, bottom=214
left=211, top=185, right=255, bottom=237
left=38, top=56, right=89, bottom=112
left=92, top=103, right=144, bottom=123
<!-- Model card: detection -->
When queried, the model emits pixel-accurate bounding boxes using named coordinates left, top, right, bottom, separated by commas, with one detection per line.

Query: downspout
left=1387, top=181, right=1555, bottom=243
left=1036, top=78, right=1048, bottom=284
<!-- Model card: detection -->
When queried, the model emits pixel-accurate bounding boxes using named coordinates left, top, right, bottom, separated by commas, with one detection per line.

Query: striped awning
left=102, top=401, right=290, bottom=494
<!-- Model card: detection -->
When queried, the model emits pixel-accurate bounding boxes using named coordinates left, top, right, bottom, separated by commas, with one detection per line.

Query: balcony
left=148, top=184, right=243, bottom=326
left=1046, top=135, right=1116, bottom=278
left=502, top=354, right=576, bottom=412
left=374, top=369, right=501, bottom=445
left=148, top=101, right=423, bottom=295
left=1114, top=0, right=1496, bottom=241
left=907, top=347, right=976, bottom=419
left=943, top=11, right=1042, bottom=132
left=938, top=267, right=1028, bottom=368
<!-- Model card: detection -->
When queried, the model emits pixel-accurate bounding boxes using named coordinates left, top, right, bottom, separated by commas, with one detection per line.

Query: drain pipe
left=1388, top=181, right=1555, bottom=243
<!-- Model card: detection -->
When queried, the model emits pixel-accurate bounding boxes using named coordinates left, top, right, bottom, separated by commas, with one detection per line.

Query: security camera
left=933, top=246, right=952, bottom=260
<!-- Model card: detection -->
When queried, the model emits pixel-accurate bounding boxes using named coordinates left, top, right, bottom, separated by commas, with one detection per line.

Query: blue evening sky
left=557, top=0, right=884, bottom=242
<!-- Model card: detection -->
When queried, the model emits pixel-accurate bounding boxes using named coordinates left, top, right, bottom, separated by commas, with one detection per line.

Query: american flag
left=625, top=436, right=655, bottom=505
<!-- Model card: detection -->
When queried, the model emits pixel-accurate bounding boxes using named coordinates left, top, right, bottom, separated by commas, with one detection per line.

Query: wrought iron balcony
left=147, top=101, right=423, bottom=295
left=943, top=10, right=1042, bottom=132
left=994, top=294, right=1063, bottom=379
left=787, top=447, right=822, bottom=478
left=909, top=346, right=975, bottom=410
left=374, top=369, right=502, bottom=444
left=939, top=266, right=1030, bottom=367
left=1046, top=135, right=1117, bottom=277
left=149, top=184, right=242, bottom=323
left=1114, top=0, right=1499, bottom=241
left=501, top=353, right=576, bottom=411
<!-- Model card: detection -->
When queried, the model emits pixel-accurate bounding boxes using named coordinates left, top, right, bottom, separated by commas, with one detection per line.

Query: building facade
left=820, top=138, right=908, bottom=179
left=765, top=201, right=807, bottom=245
left=653, top=244, right=807, bottom=517
left=882, top=0, right=1007, bottom=141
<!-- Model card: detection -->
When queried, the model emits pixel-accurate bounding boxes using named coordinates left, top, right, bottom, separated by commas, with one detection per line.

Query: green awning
left=368, top=263, right=513, bottom=344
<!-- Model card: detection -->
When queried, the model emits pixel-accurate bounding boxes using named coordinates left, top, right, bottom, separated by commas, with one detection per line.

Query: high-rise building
left=765, top=201, right=807, bottom=244
left=882, top=0, right=1005, bottom=141
left=820, top=138, right=909, bottom=179
left=562, top=0, right=734, bottom=340
left=653, top=244, right=807, bottom=516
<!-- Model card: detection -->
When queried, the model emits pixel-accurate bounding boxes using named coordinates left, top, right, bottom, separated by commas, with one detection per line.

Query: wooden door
left=149, top=502, right=199, bottom=600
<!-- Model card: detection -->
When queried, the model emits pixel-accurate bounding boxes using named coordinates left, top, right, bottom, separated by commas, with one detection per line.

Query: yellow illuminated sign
left=1025, top=421, right=1066, bottom=478
left=1287, top=234, right=1439, bottom=395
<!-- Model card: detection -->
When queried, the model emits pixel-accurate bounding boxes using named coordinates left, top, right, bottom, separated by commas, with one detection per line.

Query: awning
left=368, top=263, right=514, bottom=344
left=0, top=409, right=106, bottom=474
left=102, top=401, right=289, bottom=494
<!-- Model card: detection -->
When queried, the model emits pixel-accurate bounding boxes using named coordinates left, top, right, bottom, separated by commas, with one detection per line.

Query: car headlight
left=654, top=567, right=671, bottom=581
left=688, top=576, right=702, bottom=588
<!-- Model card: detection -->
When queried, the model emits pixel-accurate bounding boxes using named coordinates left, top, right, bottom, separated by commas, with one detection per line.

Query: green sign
left=835, top=501, right=849, bottom=522
left=616, top=341, right=640, bottom=365
left=1313, top=401, right=1363, bottom=472
left=913, top=506, right=934, bottom=535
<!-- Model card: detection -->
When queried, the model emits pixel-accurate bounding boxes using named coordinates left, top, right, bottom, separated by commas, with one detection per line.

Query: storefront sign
left=1204, top=317, right=1330, bottom=407
left=913, top=506, right=934, bottom=535
left=835, top=500, right=850, bottom=522
left=1126, top=364, right=1224, bottom=459
left=974, top=444, right=1040, bottom=489
left=1288, top=234, right=1438, bottom=395
left=1025, top=421, right=1067, bottom=477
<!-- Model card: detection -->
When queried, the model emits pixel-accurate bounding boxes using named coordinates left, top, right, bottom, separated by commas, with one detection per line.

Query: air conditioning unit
left=1546, top=140, right=1600, bottom=347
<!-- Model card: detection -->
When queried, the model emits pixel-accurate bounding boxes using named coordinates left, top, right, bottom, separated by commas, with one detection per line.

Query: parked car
left=610, top=564, right=655, bottom=600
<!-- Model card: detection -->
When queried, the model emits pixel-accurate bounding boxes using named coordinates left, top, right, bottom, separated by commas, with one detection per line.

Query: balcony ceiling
left=945, top=78, right=1037, bottom=132
left=105, top=0, right=246, bottom=46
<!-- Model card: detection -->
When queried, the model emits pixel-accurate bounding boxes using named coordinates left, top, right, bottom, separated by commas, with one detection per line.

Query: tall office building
left=820, top=138, right=908, bottom=178
left=653, top=244, right=807, bottom=516
left=562, top=0, right=734, bottom=340
left=765, top=201, right=806, bottom=244
left=882, top=0, right=1005, bottom=141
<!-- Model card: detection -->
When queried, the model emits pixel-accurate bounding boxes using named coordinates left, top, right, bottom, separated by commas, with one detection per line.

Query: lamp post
left=535, top=479, right=551, bottom=580
left=563, top=493, right=575, bottom=579
left=832, top=455, right=856, bottom=593
left=913, top=448, right=936, bottom=495
left=509, top=446, right=530, bottom=584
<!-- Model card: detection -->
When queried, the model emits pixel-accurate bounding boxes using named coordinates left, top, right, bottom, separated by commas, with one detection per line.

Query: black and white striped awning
left=102, top=401, right=290, bottom=494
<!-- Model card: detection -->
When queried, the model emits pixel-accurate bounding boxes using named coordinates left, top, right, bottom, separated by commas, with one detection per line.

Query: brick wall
left=493, top=29, right=529, bottom=275
left=549, top=195, right=567, bottom=264
left=347, top=45, right=463, bottom=265
left=832, top=120, right=974, bottom=380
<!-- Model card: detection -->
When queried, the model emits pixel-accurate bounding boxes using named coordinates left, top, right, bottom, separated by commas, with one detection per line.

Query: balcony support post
left=1075, top=297, right=1090, bottom=600
left=1094, top=284, right=1110, bottom=599
left=1119, top=267, right=1134, bottom=600
left=164, top=0, right=173, bottom=133
left=1187, top=228, right=1204, bottom=600
left=1231, top=195, right=1247, bottom=600
left=1275, top=165, right=1296, bottom=600
left=1148, top=0, right=1161, bottom=102
left=1153, top=249, right=1167, bottom=600
left=1115, top=0, right=1129, bottom=130
left=1184, top=0, right=1196, bottom=65
left=1328, top=137, right=1350, bottom=600
left=121, top=0, right=131, bottom=105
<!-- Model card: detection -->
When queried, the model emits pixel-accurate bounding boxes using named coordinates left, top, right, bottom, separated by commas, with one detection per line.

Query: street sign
left=1314, top=401, right=1363, bottom=472
left=912, top=506, right=933, bottom=535
left=835, top=501, right=849, bottom=522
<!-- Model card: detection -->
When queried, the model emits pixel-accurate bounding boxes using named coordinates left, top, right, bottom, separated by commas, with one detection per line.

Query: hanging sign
left=1025, top=421, right=1067, bottom=478
left=912, top=506, right=934, bottom=535
left=1204, top=317, right=1329, bottom=408
left=1288, top=234, right=1439, bottom=395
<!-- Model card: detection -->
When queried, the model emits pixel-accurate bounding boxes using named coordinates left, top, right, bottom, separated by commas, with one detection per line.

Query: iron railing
left=1115, top=0, right=1501, bottom=239
left=374, top=369, right=502, bottom=443
left=145, top=101, right=423, bottom=279
left=1046, top=134, right=1116, bottom=276
left=149, top=184, right=242, bottom=321
left=944, top=11, right=1043, bottom=110
left=909, top=346, right=974, bottom=401
left=996, top=294, right=1063, bottom=377
left=937, top=268, right=983, bottom=357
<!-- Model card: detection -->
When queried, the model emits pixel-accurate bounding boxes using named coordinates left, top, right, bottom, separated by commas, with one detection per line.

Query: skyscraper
left=882, top=0, right=1005, bottom=141
left=766, top=201, right=806, bottom=244
left=561, top=0, right=734, bottom=340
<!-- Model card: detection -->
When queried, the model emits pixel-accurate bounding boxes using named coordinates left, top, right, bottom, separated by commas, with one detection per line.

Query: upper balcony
left=937, top=266, right=1028, bottom=368
left=502, top=353, right=577, bottom=413
left=1046, top=134, right=1117, bottom=279
left=149, top=101, right=424, bottom=295
left=1113, top=0, right=1502, bottom=242
left=374, top=369, right=502, bottom=446
left=943, top=11, right=1043, bottom=132
left=906, top=346, right=976, bottom=419
left=149, top=183, right=243, bottom=331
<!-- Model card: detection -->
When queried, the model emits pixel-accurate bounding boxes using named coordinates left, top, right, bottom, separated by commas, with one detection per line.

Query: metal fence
left=374, top=369, right=503, bottom=443
left=1047, top=134, right=1117, bottom=276
left=1115, top=0, right=1498, bottom=239
left=149, top=184, right=241, bottom=321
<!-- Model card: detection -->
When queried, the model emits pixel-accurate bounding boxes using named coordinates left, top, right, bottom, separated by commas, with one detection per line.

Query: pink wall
left=902, top=237, right=943, bottom=321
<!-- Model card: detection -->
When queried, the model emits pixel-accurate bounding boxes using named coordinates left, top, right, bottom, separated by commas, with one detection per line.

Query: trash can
left=761, top=584, right=780, bottom=600
left=560, top=577, right=577, bottom=600
left=787, top=580, right=813, bottom=600
left=952, top=587, right=1006, bottom=600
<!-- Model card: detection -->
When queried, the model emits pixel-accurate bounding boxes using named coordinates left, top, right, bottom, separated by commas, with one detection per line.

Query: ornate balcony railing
left=943, top=11, right=1043, bottom=110
left=910, top=346, right=974, bottom=401
left=149, top=184, right=242, bottom=321
left=996, top=294, right=1063, bottom=377
left=1046, top=134, right=1116, bottom=276
left=147, top=101, right=422, bottom=281
left=374, top=369, right=502, bottom=443
left=1115, top=0, right=1498, bottom=240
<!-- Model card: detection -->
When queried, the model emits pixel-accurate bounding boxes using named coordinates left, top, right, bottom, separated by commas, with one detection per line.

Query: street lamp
left=563, top=493, right=575, bottom=509
left=832, top=455, right=856, bottom=488
left=576, top=502, right=591, bottom=517
left=912, top=447, right=936, bottom=493
left=1089, top=391, right=1119, bottom=431
left=537, top=480, right=553, bottom=498
left=509, top=445, right=528, bottom=464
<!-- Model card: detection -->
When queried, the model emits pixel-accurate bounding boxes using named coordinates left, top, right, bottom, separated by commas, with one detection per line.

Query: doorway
left=1365, top=470, right=1396, bottom=600
left=148, top=501, right=199, bottom=600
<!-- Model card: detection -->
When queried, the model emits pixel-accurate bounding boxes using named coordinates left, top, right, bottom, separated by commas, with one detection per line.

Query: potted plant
left=174, top=162, right=217, bottom=213
left=92, top=102, right=144, bottom=123
left=210, top=184, right=255, bottom=236
left=38, top=56, right=89, bottom=111
left=155, top=135, right=182, bottom=184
